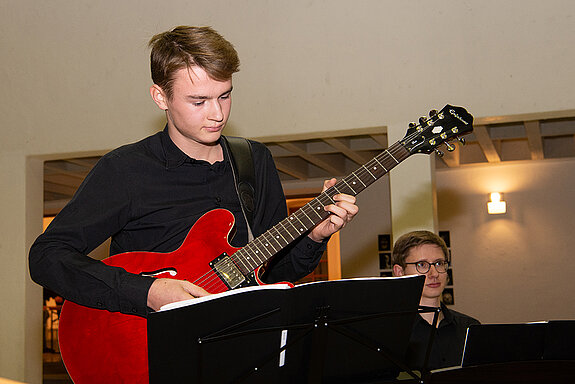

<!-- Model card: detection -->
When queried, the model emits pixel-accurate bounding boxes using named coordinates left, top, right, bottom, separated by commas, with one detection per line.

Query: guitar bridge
left=210, top=253, right=246, bottom=289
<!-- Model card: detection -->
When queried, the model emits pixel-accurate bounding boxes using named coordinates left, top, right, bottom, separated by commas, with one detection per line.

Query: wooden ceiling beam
left=524, top=120, right=544, bottom=161
left=273, top=158, right=309, bottom=180
left=322, top=137, right=370, bottom=165
left=473, top=125, right=501, bottom=163
left=277, top=142, right=342, bottom=176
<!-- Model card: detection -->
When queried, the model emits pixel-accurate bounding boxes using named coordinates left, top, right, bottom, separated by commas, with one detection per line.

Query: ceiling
left=44, top=110, right=575, bottom=216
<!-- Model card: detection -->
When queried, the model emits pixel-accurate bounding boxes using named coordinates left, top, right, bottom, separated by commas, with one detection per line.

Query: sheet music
left=159, top=283, right=292, bottom=312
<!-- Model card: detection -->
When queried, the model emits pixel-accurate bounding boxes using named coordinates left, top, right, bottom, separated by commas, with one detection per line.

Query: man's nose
left=427, top=264, right=440, bottom=276
left=208, top=100, right=224, bottom=121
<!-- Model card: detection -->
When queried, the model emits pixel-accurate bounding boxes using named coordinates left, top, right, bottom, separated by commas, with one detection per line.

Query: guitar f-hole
left=139, top=268, right=178, bottom=278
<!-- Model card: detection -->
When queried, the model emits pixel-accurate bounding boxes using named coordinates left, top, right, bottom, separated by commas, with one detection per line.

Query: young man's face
left=393, top=244, right=448, bottom=302
left=151, top=66, right=233, bottom=151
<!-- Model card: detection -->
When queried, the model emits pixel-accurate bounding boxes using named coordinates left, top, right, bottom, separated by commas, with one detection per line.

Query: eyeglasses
left=405, top=260, right=449, bottom=274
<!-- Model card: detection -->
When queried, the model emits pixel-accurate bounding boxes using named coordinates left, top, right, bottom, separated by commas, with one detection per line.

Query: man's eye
left=193, top=101, right=205, bottom=106
left=219, top=94, right=231, bottom=100
left=416, top=262, right=428, bottom=268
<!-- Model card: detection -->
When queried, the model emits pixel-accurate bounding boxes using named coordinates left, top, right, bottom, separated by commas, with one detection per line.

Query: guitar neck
left=232, top=141, right=411, bottom=274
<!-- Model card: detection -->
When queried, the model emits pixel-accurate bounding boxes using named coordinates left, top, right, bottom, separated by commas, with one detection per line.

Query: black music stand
left=147, top=275, right=425, bottom=383
left=461, top=322, right=547, bottom=367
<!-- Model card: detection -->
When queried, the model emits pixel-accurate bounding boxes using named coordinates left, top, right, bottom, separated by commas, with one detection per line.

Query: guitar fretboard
left=231, top=141, right=411, bottom=274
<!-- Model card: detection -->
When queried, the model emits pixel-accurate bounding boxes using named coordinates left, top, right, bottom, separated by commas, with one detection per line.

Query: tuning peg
left=428, top=109, right=438, bottom=117
left=458, top=137, right=466, bottom=145
left=419, top=116, right=428, bottom=126
left=445, top=142, right=455, bottom=152
left=408, top=122, right=417, bottom=128
left=435, top=149, right=444, bottom=157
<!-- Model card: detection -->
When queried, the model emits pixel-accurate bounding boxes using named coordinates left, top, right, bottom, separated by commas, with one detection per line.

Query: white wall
left=436, top=159, right=575, bottom=324
left=2, top=0, right=575, bottom=382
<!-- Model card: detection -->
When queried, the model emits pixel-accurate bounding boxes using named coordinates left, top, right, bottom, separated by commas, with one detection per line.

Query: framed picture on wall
left=439, top=230, right=451, bottom=247
left=446, top=268, right=453, bottom=286
left=378, top=234, right=391, bottom=251
left=379, top=252, right=392, bottom=270
left=442, top=288, right=454, bottom=305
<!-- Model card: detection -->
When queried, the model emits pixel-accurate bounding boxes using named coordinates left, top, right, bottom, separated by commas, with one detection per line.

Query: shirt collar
left=439, top=302, right=455, bottom=326
left=159, top=126, right=228, bottom=169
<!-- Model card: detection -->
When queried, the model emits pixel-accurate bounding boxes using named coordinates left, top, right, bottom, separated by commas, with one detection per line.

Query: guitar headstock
left=400, top=104, right=474, bottom=155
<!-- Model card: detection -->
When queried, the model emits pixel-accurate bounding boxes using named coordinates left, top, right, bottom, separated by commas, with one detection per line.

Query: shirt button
left=132, top=308, right=137, bottom=313
left=215, top=197, right=222, bottom=204
left=96, top=302, right=103, bottom=307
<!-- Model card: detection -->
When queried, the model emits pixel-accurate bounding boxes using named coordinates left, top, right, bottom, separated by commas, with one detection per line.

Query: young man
left=29, top=26, right=358, bottom=317
left=392, top=230, right=479, bottom=371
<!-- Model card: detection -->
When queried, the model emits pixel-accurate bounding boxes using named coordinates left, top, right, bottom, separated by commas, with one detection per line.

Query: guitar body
left=58, top=209, right=260, bottom=383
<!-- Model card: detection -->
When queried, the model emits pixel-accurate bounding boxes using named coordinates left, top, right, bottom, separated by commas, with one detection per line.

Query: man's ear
left=392, top=264, right=405, bottom=277
left=150, top=84, right=168, bottom=110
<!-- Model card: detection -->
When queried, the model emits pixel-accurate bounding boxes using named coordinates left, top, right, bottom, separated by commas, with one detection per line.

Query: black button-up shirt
left=405, top=303, right=481, bottom=371
left=29, top=128, right=326, bottom=317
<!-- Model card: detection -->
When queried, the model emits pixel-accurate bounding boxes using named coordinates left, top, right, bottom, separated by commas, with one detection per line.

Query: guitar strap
left=223, top=136, right=256, bottom=241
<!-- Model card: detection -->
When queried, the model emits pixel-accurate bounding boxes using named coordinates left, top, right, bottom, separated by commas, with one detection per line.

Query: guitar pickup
left=210, top=253, right=246, bottom=290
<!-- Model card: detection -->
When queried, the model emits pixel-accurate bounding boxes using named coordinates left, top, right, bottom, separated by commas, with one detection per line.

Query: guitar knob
left=435, top=149, right=444, bottom=157
left=445, top=142, right=455, bottom=152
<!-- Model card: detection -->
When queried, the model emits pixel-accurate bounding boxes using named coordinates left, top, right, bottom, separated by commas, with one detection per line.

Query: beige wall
left=435, top=159, right=575, bottom=323
left=2, top=0, right=575, bottom=382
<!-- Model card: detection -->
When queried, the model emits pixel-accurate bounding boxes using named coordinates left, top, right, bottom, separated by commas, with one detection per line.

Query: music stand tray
left=148, top=275, right=424, bottom=383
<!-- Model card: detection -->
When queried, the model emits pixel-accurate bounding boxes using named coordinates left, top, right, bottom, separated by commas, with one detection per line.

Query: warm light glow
left=487, top=192, right=506, bottom=214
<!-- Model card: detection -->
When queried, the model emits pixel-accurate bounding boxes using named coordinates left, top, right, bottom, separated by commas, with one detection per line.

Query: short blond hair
left=391, top=230, right=448, bottom=268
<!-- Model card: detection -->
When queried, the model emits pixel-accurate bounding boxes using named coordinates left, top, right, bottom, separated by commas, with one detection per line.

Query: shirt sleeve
left=29, top=153, right=154, bottom=317
left=248, top=141, right=327, bottom=283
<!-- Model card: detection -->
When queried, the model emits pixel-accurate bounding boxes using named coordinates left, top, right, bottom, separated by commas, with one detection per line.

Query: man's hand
left=308, top=178, right=359, bottom=243
left=147, top=278, right=210, bottom=311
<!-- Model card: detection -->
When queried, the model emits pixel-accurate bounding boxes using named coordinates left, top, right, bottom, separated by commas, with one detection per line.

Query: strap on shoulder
left=224, top=136, right=256, bottom=233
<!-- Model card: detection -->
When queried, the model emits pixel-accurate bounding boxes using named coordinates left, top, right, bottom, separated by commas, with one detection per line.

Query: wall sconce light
left=487, top=192, right=506, bottom=214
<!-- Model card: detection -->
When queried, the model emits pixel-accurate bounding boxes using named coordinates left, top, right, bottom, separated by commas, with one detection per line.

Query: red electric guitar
left=58, top=105, right=473, bottom=383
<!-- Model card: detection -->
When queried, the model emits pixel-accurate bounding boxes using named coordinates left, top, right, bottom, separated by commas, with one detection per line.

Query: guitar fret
left=246, top=242, right=266, bottom=263
left=306, top=203, right=323, bottom=219
left=338, top=179, right=356, bottom=195
left=388, top=151, right=399, bottom=163
left=289, top=214, right=308, bottom=234
left=280, top=219, right=299, bottom=240
left=255, top=235, right=275, bottom=257
left=362, top=164, right=377, bottom=180
left=272, top=225, right=289, bottom=245
left=233, top=251, right=252, bottom=272
left=267, top=226, right=281, bottom=252
left=255, top=238, right=274, bottom=259
left=348, top=173, right=366, bottom=189
left=373, top=157, right=388, bottom=173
